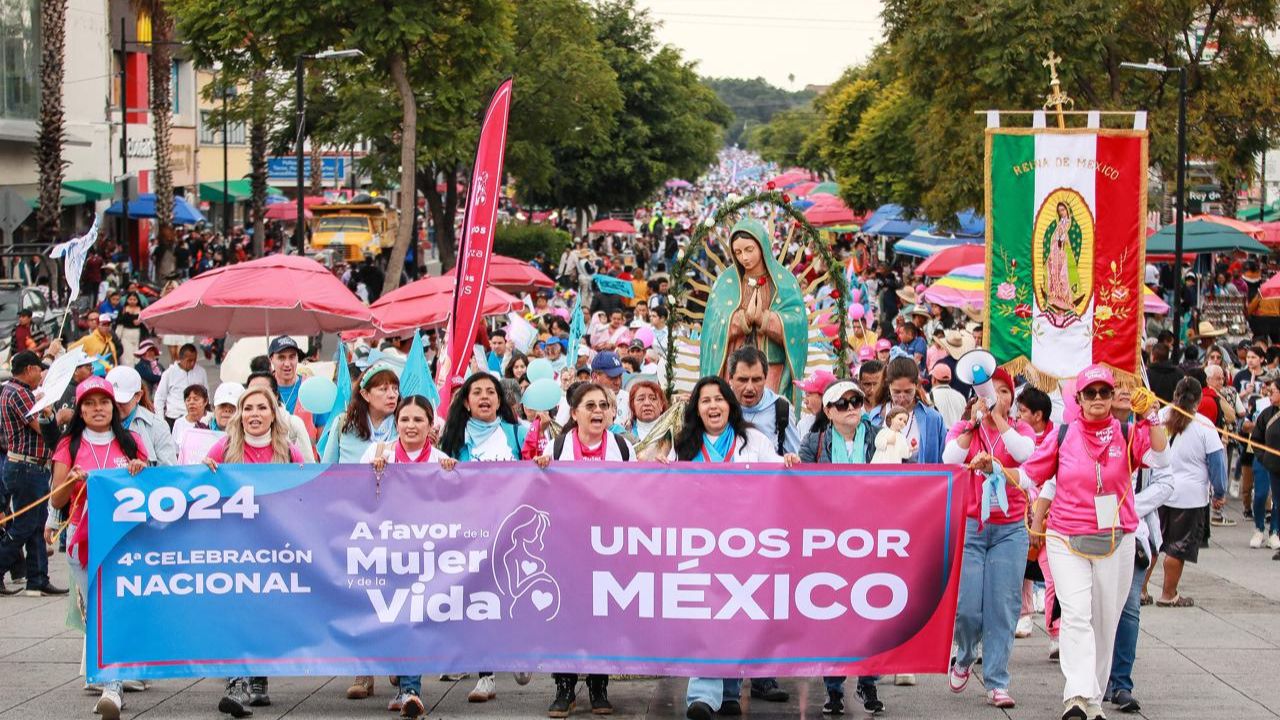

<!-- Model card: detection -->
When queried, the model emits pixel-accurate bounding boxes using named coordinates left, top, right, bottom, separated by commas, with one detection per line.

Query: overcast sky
left=634, top=0, right=885, bottom=88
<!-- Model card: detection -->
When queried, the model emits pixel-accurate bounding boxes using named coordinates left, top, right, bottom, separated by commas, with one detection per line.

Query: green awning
left=200, top=180, right=284, bottom=203
left=1237, top=201, right=1280, bottom=223
left=1147, top=219, right=1272, bottom=254
left=61, top=179, right=114, bottom=202
left=26, top=189, right=88, bottom=209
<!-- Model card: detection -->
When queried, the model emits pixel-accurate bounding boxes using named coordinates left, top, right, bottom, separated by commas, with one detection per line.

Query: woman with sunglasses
left=672, top=376, right=796, bottom=720
left=797, top=380, right=883, bottom=715
left=941, top=367, right=1036, bottom=709
left=49, top=377, right=148, bottom=720
left=993, top=365, right=1168, bottom=720
left=534, top=382, right=634, bottom=717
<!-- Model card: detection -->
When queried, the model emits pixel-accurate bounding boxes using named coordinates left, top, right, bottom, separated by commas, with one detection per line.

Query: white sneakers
left=468, top=675, right=497, bottom=703
left=1015, top=615, right=1034, bottom=638
left=1270, top=533, right=1280, bottom=550
left=894, top=674, right=916, bottom=686
left=94, top=688, right=123, bottom=719
left=1249, top=531, right=1280, bottom=549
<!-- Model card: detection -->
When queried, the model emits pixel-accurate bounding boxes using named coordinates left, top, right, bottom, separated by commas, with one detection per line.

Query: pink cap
left=1076, top=363, right=1115, bottom=390
left=796, top=369, right=838, bottom=394
left=75, top=376, right=115, bottom=405
left=857, top=346, right=875, bottom=361
left=875, top=338, right=893, bottom=352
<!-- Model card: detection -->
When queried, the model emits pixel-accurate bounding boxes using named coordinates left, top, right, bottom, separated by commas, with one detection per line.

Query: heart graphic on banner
left=531, top=590, right=553, bottom=611
left=521, top=560, right=538, bottom=576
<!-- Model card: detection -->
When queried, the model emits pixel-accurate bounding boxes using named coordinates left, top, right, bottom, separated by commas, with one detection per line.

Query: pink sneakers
left=987, top=689, right=1015, bottom=708
left=948, top=662, right=971, bottom=693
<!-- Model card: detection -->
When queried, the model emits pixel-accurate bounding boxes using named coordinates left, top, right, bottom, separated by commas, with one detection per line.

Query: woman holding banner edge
left=667, top=375, right=797, bottom=720
left=534, top=381, right=636, bottom=716
left=988, top=365, right=1168, bottom=720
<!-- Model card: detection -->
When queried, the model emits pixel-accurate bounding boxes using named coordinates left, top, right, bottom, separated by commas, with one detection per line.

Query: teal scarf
left=465, top=418, right=502, bottom=451
left=980, top=465, right=1010, bottom=522
left=697, top=428, right=737, bottom=463
left=831, top=423, right=867, bottom=464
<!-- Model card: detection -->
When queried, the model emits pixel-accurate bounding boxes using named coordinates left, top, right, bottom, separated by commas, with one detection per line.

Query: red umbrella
left=915, top=245, right=987, bottom=277
left=264, top=203, right=311, bottom=221
left=370, top=275, right=522, bottom=336
left=140, top=254, right=373, bottom=336
left=587, top=218, right=637, bottom=235
left=791, top=181, right=819, bottom=197
left=489, top=254, right=554, bottom=292
left=805, top=201, right=858, bottom=228
left=302, top=195, right=329, bottom=207
left=1259, top=273, right=1280, bottom=299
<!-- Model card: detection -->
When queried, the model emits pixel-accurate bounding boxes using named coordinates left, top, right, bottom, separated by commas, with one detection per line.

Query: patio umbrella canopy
left=488, top=254, right=555, bottom=292
left=264, top=203, right=311, bottom=221
left=140, top=254, right=373, bottom=336
left=587, top=218, right=637, bottom=235
left=920, top=264, right=984, bottom=310
left=104, top=194, right=206, bottom=225
left=371, top=274, right=521, bottom=336
left=915, top=244, right=986, bottom=277
left=1147, top=219, right=1273, bottom=254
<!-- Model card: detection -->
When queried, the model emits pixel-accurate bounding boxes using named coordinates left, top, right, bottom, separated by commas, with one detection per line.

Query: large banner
left=87, top=463, right=967, bottom=681
left=440, top=78, right=514, bottom=410
left=984, top=128, right=1148, bottom=387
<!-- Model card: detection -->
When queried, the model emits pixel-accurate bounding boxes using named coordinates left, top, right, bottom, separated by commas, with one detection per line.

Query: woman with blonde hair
left=204, top=385, right=305, bottom=718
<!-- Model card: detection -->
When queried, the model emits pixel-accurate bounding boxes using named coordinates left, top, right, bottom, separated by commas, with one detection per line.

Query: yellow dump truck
left=309, top=203, right=398, bottom=262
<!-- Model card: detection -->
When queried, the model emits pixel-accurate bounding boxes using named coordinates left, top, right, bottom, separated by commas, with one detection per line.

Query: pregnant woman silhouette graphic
left=492, top=504, right=561, bottom=621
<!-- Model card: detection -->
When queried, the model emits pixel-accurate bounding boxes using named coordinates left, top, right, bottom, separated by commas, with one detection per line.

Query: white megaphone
left=956, top=348, right=999, bottom=409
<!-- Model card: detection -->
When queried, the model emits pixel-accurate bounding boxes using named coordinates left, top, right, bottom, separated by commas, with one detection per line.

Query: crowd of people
left=0, top=150, right=1276, bottom=720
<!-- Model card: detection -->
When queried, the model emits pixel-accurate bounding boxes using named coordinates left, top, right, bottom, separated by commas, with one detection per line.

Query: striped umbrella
left=920, top=264, right=984, bottom=310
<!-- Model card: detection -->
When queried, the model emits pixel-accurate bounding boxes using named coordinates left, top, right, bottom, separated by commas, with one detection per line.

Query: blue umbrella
left=105, top=194, right=207, bottom=225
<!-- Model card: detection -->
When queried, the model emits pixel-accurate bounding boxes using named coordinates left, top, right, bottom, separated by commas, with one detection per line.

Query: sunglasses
left=827, top=395, right=864, bottom=412
left=1080, top=387, right=1114, bottom=401
left=580, top=401, right=612, bottom=412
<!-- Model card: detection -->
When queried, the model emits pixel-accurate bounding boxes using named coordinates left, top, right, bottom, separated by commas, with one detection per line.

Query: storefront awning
left=61, top=179, right=114, bottom=202
left=200, top=180, right=285, bottom=203
left=26, top=189, right=88, bottom=209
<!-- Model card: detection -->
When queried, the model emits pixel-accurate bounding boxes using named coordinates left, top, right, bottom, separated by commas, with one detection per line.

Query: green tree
left=748, top=106, right=818, bottom=168
left=703, top=76, right=815, bottom=146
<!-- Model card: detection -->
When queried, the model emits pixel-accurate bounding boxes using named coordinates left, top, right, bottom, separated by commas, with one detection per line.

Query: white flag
left=49, top=214, right=100, bottom=301
left=505, top=311, right=537, bottom=353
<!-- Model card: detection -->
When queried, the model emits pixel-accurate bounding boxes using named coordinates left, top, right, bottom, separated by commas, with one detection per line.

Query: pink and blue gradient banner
left=87, top=462, right=969, bottom=681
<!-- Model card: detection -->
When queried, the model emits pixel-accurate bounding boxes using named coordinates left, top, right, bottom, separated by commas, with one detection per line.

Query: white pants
left=1045, top=531, right=1134, bottom=705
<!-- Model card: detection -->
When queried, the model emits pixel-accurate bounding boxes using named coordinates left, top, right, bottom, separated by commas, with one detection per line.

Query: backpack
left=552, top=432, right=631, bottom=462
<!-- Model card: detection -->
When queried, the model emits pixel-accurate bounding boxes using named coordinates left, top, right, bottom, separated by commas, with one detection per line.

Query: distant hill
left=702, top=77, right=815, bottom=147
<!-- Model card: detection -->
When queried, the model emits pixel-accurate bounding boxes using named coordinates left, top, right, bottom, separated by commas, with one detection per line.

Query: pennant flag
left=316, top=342, right=352, bottom=458
left=565, top=295, right=586, bottom=363
left=984, top=129, right=1147, bottom=387
left=49, top=214, right=99, bottom=301
left=439, top=78, right=514, bottom=412
left=399, top=330, right=441, bottom=410
left=593, top=274, right=635, bottom=298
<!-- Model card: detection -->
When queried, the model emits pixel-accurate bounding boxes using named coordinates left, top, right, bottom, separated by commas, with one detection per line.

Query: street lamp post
left=1121, top=60, right=1188, bottom=358
left=293, top=48, right=363, bottom=255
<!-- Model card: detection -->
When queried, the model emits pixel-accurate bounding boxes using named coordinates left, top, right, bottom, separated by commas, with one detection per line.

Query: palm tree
left=248, top=67, right=268, bottom=255
left=143, top=1, right=176, bottom=266
left=35, top=0, right=68, bottom=245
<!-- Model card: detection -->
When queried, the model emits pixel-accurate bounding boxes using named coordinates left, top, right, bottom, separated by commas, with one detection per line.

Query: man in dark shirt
left=1147, top=342, right=1184, bottom=404
left=0, top=352, right=65, bottom=596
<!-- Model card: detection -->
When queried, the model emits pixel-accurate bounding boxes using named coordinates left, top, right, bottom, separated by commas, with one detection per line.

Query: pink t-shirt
left=54, top=431, right=149, bottom=566
left=1019, top=418, right=1153, bottom=536
left=947, top=420, right=1036, bottom=525
left=206, top=435, right=305, bottom=465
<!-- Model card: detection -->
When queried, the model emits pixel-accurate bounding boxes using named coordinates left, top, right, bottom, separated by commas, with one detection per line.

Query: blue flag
left=316, top=342, right=353, bottom=458
left=594, top=274, right=635, bottom=298
left=565, top=295, right=586, bottom=365
left=399, top=330, right=441, bottom=411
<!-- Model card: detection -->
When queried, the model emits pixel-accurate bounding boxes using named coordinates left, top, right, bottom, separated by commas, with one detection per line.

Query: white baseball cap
left=213, top=382, right=245, bottom=408
left=105, top=366, right=142, bottom=403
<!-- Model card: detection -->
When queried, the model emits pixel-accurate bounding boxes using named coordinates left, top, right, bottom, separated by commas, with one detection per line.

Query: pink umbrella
left=805, top=200, right=858, bottom=228
left=370, top=275, right=522, bottom=336
left=488, top=254, right=555, bottom=292
left=1143, top=286, right=1169, bottom=314
left=1260, top=221, right=1280, bottom=248
left=140, top=254, right=373, bottom=336
left=587, top=218, right=637, bottom=235
left=264, top=203, right=311, bottom=221
left=915, top=245, right=986, bottom=277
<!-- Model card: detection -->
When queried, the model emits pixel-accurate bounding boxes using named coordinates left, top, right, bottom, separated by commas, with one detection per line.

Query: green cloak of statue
left=699, top=217, right=809, bottom=404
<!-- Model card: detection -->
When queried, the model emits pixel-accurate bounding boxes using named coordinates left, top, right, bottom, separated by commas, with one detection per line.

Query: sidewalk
left=2, top=507, right=1277, bottom=719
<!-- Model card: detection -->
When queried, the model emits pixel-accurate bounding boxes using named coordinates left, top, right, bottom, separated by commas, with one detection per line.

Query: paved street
left=2, top=503, right=1277, bottom=720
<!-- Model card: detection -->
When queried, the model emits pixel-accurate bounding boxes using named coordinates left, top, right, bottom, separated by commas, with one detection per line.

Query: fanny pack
left=1067, top=529, right=1125, bottom=558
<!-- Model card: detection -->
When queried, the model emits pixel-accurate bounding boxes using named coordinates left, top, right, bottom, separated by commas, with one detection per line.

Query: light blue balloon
left=300, top=376, right=338, bottom=414
left=522, top=378, right=562, bottom=412
left=526, top=358, right=555, bottom=382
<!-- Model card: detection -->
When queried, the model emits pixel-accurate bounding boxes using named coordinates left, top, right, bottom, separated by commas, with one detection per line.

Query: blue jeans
left=1252, top=459, right=1279, bottom=534
left=1107, top=554, right=1146, bottom=695
left=0, top=461, right=50, bottom=589
left=397, top=675, right=421, bottom=695
left=686, top=678, right=741, bottom=711
left=953, top=518, right=1028, bottom=691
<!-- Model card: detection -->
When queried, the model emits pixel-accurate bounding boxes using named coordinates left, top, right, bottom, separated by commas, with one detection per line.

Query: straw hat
left=896, top=285, right=922, bottom=306
left=1194, top=320, right=1227, bottom=338
left=942, top=329, right=976, bottom=360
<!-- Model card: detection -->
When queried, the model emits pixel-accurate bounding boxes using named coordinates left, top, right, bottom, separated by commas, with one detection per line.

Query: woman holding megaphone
left=980, top=365, right=1168, bottom=720
left=942, top=366, right=1036, bottom=709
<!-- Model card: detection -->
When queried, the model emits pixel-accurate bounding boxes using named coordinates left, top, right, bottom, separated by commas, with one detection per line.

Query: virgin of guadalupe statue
left=700, top=217, right=808, bottom=402
left=1044, top=201, right=1082, bottom=313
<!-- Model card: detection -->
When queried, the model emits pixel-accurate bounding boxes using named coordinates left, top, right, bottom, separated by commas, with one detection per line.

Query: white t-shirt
left=1156, top=407, right=1224, bottom=508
